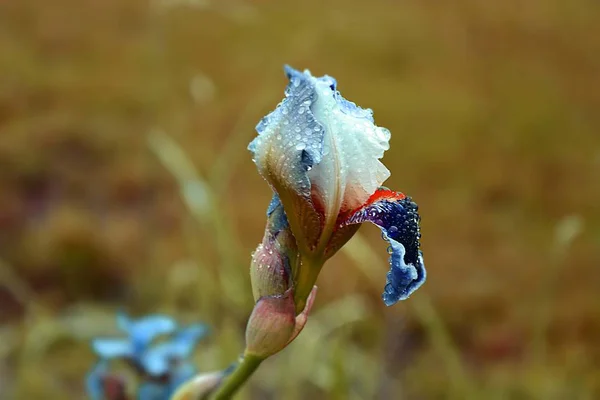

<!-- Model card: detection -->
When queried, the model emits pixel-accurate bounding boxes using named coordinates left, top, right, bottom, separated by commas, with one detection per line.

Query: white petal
left=308, top=76, right=390, bottom=214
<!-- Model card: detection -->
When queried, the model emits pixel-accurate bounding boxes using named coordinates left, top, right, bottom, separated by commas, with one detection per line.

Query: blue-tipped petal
left=382, top=238, right=426, bottom=306
left=249, top=66, right=325, bottom=197
left=249, top=66, right=330, bottom=250
left=341, top=189, right=426, bottom=305
left=91, top=338, right=134, bottom=359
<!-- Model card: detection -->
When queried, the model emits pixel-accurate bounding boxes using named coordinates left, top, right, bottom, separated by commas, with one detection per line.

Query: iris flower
left=249, top=66, right=426, bottom=308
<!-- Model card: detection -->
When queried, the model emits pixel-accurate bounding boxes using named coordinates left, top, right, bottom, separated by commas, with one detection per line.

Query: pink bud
left=245, top=289, right=296, bottom=358
left=245, top=286, right=318, bottom=358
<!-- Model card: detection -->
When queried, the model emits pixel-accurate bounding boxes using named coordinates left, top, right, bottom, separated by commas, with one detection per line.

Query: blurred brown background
left=1, top=0, right=599, bottom=399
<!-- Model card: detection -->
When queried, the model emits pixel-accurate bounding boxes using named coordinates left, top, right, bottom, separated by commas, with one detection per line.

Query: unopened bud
left=170, top=371, right=225, bottom=400
left=245, top=289, right=296, bottom=358
left=250, top=235, right=291, bottom=301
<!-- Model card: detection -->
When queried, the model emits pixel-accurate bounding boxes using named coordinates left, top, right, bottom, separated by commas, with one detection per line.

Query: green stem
left=293, top=257, right=323, bottom=314
left=211, top=354, right=263, bottom=400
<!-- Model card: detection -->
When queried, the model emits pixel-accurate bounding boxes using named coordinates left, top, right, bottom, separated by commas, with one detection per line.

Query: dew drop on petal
left=296, top=142, right=306, bottom=151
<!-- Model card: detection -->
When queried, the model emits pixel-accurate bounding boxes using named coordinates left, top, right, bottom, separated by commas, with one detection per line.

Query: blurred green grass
left=1, top=0, right=600, bottom=398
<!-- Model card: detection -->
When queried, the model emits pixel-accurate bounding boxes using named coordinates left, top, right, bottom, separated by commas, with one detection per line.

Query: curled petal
left=340, top=188, right=426, bottom=306
left=250, top=67, right=325, bottom=198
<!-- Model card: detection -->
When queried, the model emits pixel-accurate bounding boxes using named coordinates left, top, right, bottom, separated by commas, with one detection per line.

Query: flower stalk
left=210, top=355, right=263, bottom=400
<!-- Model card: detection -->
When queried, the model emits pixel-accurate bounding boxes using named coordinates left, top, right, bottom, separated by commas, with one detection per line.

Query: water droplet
left=298, top=107, right=305, bottom=115
left=307, top=165, right=312, bottom=171
left=296, top=142, right=306, bottom=151
left=386, top=246, right=394, bottom=254
left=282, top=107, right=288, bottom=115
left=389, top=226, right=398, bottom=234
left=293, top=79, right=300, bottom=88
left=276, top=135, right=282, bottom=140
left=294, top=126, right=301, bottom=133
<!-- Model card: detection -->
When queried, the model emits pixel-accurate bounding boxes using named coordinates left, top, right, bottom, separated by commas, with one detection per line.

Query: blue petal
left=116, top=311, right=132, bottom=331
left=86, top=361, right=108, bottom=400
left=120, top=313, right=178, bottom=352
left=344, top=191, right=426, bottom=305
left=91, top=338, right=134, bottom=359
left=140, top=324, right=208, bottom=376
left=383, top=238, right=426, bottom=306
left=174, top=323, right=209, bottom=347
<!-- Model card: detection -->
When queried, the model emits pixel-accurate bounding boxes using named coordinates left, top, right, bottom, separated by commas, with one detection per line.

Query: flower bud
left=170, top=371, right=226, bottom=400
left=245, top=286, right=318, bottom=359
left=250, top=234, right=291, bottom=301
left=245, top=289, right=296, bottom=358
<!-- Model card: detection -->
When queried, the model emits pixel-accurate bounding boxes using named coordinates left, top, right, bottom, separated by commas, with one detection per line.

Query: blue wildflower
left=87, top=313, right=209, bottom=400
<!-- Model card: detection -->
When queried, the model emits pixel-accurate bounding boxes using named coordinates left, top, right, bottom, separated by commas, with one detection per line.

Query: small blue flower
left=87, top=313, right=209, bottom=400
left=92, top=312, right=178, bottom=363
